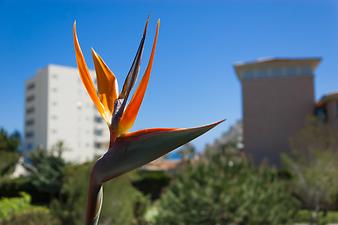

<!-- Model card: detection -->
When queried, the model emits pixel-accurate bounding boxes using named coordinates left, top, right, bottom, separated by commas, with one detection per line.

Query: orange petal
left=118, top=19, right=160, bottom=134
left=91, top=49, right=119, bottom=121
left=73, top=22, right=108, bottom=123
left=120, top=127, right=177, bottom=139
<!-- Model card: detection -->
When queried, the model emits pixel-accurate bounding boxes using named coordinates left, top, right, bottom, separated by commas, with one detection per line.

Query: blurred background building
left=24, top=58, right=338, bottom=164
left=24, top=64, right=109, bottom=162
left=315, top=92, right=338, bottom=130
left=235, top=57, right=338, bottom=165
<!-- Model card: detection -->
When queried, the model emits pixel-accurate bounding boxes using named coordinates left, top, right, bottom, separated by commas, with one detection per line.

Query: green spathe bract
left=86, top=121, right=223, bottom=225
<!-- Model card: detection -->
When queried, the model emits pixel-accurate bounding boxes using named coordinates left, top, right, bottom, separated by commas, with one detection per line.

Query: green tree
left=0, top=128, right=21, bottom=177
left=0, top=152, right=20, bottom=177
left=50, top=162, right=90, bottom=225
left=282, top=117, right=338, bottom=224
left=26, top=143, right=66, bottom=199
left=0, top=142, right=67, bottom=204
left=0, top=128, right=21, bottom=152
left=155, top=148, right=299, bottom=225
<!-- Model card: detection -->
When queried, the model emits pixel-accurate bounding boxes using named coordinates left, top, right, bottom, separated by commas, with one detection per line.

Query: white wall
left=24, top=64, right=110, bottom=162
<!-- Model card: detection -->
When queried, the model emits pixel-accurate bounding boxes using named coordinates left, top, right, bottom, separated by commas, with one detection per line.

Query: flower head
left=74, top=18, right=159, bottom=140
left=73, top=18, right=224, bottom=225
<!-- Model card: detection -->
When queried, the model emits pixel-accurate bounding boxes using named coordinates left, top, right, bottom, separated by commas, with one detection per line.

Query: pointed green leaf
left=91, top=120, right=224, bottom=183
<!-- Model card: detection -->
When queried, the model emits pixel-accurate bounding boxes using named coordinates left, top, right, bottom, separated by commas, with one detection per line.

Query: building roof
left=142, top=158, right=181, bottom=171
left=233, top=57, right=321, bottom=80
left=316, top=92, right=338, bottom=107
left=234, top=57, right=321, bottom=67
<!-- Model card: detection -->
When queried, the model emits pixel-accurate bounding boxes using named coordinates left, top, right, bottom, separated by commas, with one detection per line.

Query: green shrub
left=154, top=149, right=299, bottom=225
left=0, top=151, right=19, bottom=177
left=0, top=192, right=59, bottom=225
left=295, top=210, right=338, bottom=225
left=0, top=146, right=66, bottom=205
left=132, top=170, right=171, bottom=200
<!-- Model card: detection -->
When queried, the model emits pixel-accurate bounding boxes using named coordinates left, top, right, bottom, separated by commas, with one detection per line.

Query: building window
left=286, top=66, right=298, bottom=76
left=301, top=65, right=313, bottom=75
left=94, top=116, right=103, bottom=123
left=27, top=83, right=35, bottom=90
left=76, top=101, right=83, bottom=109
left=315, top=107, right=327, bottom=122
left=26, top=119, right=34, bottom=126
left=51, top=115, right=58, bottom=120
left=26, top=95, right=35, bottom=102
left=94, top=142, right=102, bottom=149
left=25, top=131, right=34, bottom=138
left=26, top=143, right=33, bottom=150
left=26, top=107, right=35, bottom=114
left=94, top=129, right=103, bottom=136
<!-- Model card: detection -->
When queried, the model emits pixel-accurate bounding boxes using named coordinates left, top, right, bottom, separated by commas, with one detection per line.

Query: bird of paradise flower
left=73, top=18, right=224, bottom=225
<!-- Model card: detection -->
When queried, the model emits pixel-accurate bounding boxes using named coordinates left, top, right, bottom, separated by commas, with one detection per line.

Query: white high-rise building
left=24, top=64, right=110, bottom=162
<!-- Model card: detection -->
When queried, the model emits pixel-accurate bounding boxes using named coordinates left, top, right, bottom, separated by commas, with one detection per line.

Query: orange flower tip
left=73, top=21, right=77, bottom=31
left=91, top=48, right=97, bottom=55
left=143, top=18, right=149, bottom=36
left=157, top=19, right=160, bottom=26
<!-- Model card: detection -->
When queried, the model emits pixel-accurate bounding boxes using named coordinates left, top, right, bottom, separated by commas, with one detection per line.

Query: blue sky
left=0, top=0, right=337, bottom=150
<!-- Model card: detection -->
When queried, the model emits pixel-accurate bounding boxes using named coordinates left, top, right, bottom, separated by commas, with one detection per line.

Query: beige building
left=234, top=57, right=321, bottom=165
left=315, top=92, right=338, bottom=131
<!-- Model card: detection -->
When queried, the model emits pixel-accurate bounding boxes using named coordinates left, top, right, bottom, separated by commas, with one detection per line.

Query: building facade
left=24, top=64, right=110, bottom=162
left=315, top=92, right=338, bottom=131
left=234, top=58, right=321, bottom=165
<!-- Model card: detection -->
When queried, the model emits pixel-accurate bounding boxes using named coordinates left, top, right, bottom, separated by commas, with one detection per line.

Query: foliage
left=27, top=146, right=66, bottom=198
left=50, top=162, right=149, bottom=225
left=282, top=117, right=338, bottom=223
left=289, top=117, right=337, bottom=154
left=0, top=192, right=59, bottom=225
left=100, top=177, right=150, bottom=225
left=154, top=148, right=299, bottom=225
left=50, top=162, right=90, bottom=225
left=0, top=151, right=20, bottom=177
left=0, top=128, right=21, bottom=177
left=132, top=170, right=171, bottom=200
left=295, top=210, right=338, bottom=225
left=3, top=143, right=69, bottom=206
left=0, top=142, right=67, bottom=203
left=0, top=128, right=21, bottom=152
left=283, top=151, right=338, bottom=209
left=0, top=176, right=33, bottom=199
